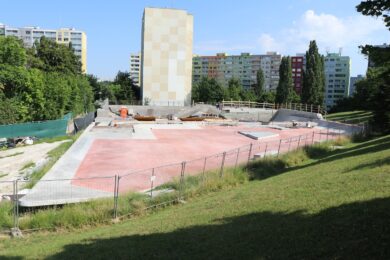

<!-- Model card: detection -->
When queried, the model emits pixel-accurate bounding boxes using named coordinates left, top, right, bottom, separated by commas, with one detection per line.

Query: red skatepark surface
left=72, top=125, right=336, bottom=193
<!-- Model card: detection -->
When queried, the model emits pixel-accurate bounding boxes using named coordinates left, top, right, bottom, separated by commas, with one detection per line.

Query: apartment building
left=192, top=52, right=281, bottom=91
left=0, top=24, right=87, bottom=73
left=349, top=74, right=364, bottom=96
left=324, top=53, right=351, bottom=109
left=130, top=53, right=141, bottom=86
left=141, top=7, right=193, bottom=106
left=291, top=54, right=305, bottom=94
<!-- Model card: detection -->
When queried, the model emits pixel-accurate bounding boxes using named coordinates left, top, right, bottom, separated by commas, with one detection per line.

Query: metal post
left=310, top=104, right=313, bottom=113
left=220, top=152, right=226, bottom=178
left=312, top=131, right=315, bottom=145
left=264, top=143, right=268, bottom=157
left=202, top=157, right=207, bottom=180
left=15, top=180, right=19, bottom=229
left=113, top=175, right=119, bottom=219
left=326, top=129, right=329, bottom=141
left=234, top=148, right=240, bottom=171
left=297, top=135, right=301, bottom=148
left=247, top=143, right=253, bottom=164
left=179, top=162, right=186, bottom=200
left=150, top=168, right=155, bottom=198
left=13, top=180, right=17, bottom=229
left=277, top=139, right=282, bottom=157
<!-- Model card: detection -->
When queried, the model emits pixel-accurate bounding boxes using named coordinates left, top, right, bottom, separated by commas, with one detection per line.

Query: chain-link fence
left=0, top=128, right=357, bottom=234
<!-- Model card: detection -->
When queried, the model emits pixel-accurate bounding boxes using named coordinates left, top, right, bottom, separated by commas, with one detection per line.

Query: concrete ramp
left=271, top=109, right=323, bottom=122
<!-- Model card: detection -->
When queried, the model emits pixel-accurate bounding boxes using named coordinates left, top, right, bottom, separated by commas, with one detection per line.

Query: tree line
left=192, top=40, right=325, bottom=106
left=0, top=35, right=140, bottom=125
left=331, top=0, right=390, bottom=133
left=0, top=36, right=94, bottom=124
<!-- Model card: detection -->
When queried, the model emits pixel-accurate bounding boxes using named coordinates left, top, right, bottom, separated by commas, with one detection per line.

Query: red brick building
left=291, top=55, right=305, bottom=94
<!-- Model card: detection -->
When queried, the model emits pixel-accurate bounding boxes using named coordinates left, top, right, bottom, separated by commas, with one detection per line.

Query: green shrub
left=282, top=149, right=309, bottom=167
left=304, top=143, right=332, bottom=158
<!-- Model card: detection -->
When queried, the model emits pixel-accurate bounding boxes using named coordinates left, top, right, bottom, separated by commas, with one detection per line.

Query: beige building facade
left=141, top=8, right=193, bottom=106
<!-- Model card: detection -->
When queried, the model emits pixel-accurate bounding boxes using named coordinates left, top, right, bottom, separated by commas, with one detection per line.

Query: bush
left=304, top=143, right=332, bottom=158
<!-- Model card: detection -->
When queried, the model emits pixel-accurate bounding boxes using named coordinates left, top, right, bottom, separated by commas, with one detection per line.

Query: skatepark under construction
left=15, top=102, right=362, bottom=207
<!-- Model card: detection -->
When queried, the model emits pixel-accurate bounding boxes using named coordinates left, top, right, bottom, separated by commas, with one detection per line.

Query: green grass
left=0, top=173, right=7, bottom=178
left=0, top=152, right=23, bottom=159
left=327, top=110, right=373, bottom=124
left=19, top=161, right=36, bottom=171
left=0, top=135, right=389, bottom=259
left=34, top=135, right=74, bottom=144
left=25, top=133, right=82, bottom=189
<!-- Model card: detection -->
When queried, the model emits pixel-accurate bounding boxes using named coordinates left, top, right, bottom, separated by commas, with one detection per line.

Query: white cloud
left=256, top=10, right=388, bottom=75
left=259, top=10, right=387, bottom=54
left=257, top=34, right=285, bottom=53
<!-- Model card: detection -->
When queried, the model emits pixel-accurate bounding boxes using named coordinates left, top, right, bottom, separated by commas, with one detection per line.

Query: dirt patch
left=0, top=141, right=70, bottom=195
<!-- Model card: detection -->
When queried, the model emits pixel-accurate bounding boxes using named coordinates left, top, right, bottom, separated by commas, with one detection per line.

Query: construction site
left=0, top=101, right=363, bottom=209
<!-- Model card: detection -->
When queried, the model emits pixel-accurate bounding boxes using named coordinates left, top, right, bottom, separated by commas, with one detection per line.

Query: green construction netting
left=0, top=113, right=72, bottom=139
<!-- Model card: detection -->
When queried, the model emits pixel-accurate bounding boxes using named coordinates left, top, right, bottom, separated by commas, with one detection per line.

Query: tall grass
left=0, top=137, right=351, bottom=231
left=0, top=201, right=13, bottom=230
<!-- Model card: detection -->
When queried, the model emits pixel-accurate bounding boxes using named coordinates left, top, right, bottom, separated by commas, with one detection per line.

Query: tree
left=355, top=0, right=390, bottom=133
left=301, top=40, right=325, bottom=106
left=34, top=36, right=82, bottom=74
left=0, top=36, right=27, bottom=67
left=113, top=71, right=140, bottom=103
left=192, top=77, right=224, bottom=103
left=262, top=91, right=276, bottom=103
left=276, top=56, right=296, bottom=104
left=357, top=0, right=390, bottom=30
left=255, top=68, right=265, bottom=99
left=227, top=78, right=242, bottom=100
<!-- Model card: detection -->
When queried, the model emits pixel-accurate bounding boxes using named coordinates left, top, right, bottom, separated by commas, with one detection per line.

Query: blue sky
left=1, top=0, right=389, bottom=80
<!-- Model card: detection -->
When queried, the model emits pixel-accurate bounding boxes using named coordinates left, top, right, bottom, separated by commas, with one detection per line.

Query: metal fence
left=0, top=128, right=355, bottom=235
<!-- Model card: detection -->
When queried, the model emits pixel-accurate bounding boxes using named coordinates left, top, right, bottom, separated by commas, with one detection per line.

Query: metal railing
left=221, top=100, right=327, bottom=116
left=0, top=128, right=358, bottom=235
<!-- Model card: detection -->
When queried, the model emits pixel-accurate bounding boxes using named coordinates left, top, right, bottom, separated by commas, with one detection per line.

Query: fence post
left=202, top=157, right=207, bottom=180
left=288, top=138, right=292, bottom=152
left=277, top=139, right=282, bottom=157
left=13, top=180, right=18, bottom=230
left=220, top=152, right=226, bottom=178
left=264, top=143, right=268, bottom=157
left=234, top=148, right=240, bottom=170
left=326, top=129, right=329, bottom=141
left=297, top=135, right=301, bottom=148
left=150, top=168, right=155, bottom=198
left=113, top=175, right=119, bottom=219
left=247, top=143, right=253, bottom=164
left=179, top=161, right=186, bottom=200
left=310, top=104, right=313, bottom=113
left=312, top=131, right=315, bottom=145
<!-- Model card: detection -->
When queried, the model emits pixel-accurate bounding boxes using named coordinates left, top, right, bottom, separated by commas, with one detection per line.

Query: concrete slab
left=239, top=131, right=279, bottom=140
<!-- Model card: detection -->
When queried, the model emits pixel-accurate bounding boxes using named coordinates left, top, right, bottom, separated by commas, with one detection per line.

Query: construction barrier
left=74, top=112, right=95, bottom=133
left=0, top=113, right=72, bottom=139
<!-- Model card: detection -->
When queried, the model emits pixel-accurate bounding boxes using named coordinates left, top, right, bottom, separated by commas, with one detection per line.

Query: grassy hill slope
left=1, top=135, right=389, bottom=259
